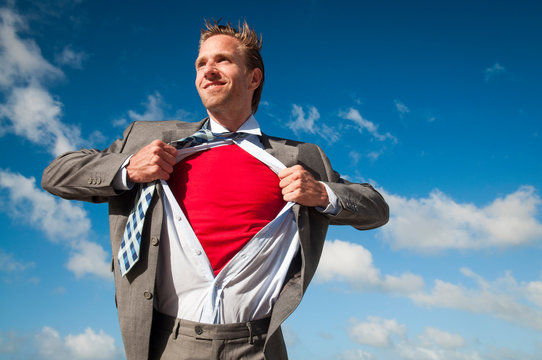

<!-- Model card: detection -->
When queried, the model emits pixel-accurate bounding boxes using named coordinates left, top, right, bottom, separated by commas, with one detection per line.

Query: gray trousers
left=149, top=312, right=270, bottom=360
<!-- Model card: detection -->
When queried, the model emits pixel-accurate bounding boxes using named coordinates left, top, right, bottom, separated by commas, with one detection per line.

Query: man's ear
left=248, top=68, right=262, bottom=91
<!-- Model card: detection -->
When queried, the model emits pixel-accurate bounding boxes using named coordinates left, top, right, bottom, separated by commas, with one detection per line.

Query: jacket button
left=194, top=326, right=203, bottom=335
left=143, top=291, right=153, bottom=300
left=151, top=236, right=159, bottom=246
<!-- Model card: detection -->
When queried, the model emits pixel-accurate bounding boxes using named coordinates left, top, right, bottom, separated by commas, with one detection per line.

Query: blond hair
left=200, top=20, right=264, bottom=113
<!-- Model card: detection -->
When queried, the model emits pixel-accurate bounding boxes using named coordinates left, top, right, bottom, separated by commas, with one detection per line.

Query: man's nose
left=203, top=63, right=219, bottom=78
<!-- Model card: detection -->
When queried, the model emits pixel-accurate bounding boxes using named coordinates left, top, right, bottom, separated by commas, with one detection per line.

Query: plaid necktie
left=117, top=124, right=248, bottom=276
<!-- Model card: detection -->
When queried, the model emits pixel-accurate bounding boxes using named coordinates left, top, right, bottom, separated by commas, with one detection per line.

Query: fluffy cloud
left=0, top=249, right=33, bottom=272
left=113, top=91, right=194, bottom=128
left=37, top=327, right=120, bottom=360
left=339, top=108, right=397, bottom=143
left=316, top=239, right=424, bottom=294
left=288, top=104, right=319, bottom=134
left=394, top=100, right=410, bottom=118
left=420, top=327, right=466, bottom=350
left=381, top=186, right=542, bottom=252
left=348, top=316, right=406, bottom=348
left=337, top=349, right=375, bottom=360
left=287, top=104, right=340, bottom=144
left=410, top=268, right=542, bottom=331
left=0, top=169, right=110, bottom=280
left=55, top=45, right=87, bottom=69
left=346, top=317, right=482, bottom=360
left=0, top=7, right=90, bottom=156
left=0, top=169, right=90, bottom=240
left=0, top=85, right=84, bottom=155
left=67, top=240, right=111, bottom=279
left=0, top=8, right=62, bottom=88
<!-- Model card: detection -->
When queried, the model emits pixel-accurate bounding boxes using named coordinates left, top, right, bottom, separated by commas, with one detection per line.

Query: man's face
left=195, top=35, right=257, bottom=116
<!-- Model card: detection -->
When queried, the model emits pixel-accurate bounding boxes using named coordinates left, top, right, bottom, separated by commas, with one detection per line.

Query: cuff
left=112, top=155, right=135, bottom=190
left=315, top=182, right=342, bottom=215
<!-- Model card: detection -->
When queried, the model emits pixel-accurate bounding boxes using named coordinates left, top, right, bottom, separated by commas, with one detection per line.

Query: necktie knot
left=171, top=129, right=249, bottom=149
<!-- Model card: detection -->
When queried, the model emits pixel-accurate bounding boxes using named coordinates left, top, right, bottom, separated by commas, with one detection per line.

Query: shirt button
left=175, top=215, right=182, bottom=221
left=143, top=290, right=153, bottom=300
left=194, top=326, right=203, bottom=335
left=151, top=236, right=159, bottom=246
left=195, top=249, right=202, bottom=256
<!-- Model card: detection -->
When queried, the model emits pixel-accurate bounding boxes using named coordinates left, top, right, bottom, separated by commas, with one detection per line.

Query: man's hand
left=278, top=165, right=329, bottom=207
left=126, top=140, right=177, bottom=183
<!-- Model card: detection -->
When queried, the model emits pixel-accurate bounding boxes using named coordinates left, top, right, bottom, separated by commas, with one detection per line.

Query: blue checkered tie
left=117, top=124, right=248, bottom=276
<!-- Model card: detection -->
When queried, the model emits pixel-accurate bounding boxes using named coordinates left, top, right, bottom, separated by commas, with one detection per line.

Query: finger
left=154, top=156, right=174, bottom=174
left=155, top=147, right=177, bottom=166
left=278, top=164, right=303, bottom=179
left=278, top=167, right=293, bottom=179
left=162, top=143, right=178, bottom=157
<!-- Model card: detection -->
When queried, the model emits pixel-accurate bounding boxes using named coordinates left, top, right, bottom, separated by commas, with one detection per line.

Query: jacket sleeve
left=41, top=122, right=136, bottom=203
left=315, top=144, right=389, bottom=230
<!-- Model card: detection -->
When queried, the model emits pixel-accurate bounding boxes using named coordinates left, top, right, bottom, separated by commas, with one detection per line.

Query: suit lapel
left=161, top=119, right=207, bottom=144
left=260, top=133, right=299, bottom=168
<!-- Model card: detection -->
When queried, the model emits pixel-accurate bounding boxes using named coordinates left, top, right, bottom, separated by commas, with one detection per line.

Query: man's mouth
left=204, top=81, right=226, bottom=89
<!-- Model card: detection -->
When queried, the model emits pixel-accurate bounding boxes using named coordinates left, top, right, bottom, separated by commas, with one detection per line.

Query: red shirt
left=169, top=144, right=286, bottom=275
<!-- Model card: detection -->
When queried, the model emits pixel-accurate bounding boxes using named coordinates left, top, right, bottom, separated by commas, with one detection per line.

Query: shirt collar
left=208, top=115, right=262, bottom=136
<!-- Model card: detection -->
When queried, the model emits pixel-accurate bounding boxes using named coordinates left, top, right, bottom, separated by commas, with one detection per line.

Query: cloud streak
left=380, top=186, right=542, bottom=252
left=339, top=108, right=397, bottom=143
left=0, top=7, right=92, bottom=156
left=0, top=169, right=110, bottom=279
left=316, top=239, right=425, bottom=295
left=485, top=63, right=506, bottom=82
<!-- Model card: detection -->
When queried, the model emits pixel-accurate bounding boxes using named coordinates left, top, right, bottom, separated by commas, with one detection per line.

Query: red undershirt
left=168, top=144, right=286, bottom=276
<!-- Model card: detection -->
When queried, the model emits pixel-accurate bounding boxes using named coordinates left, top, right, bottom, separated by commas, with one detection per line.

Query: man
left=42, top=20, right=388, bottom=360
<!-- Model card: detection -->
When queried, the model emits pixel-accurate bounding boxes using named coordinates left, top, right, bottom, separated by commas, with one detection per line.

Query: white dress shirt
left=115, top=116, right=340, bottom=324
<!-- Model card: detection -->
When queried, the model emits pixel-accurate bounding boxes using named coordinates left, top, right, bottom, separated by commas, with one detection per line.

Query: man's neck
left=206, top=109, right=253, bottom=132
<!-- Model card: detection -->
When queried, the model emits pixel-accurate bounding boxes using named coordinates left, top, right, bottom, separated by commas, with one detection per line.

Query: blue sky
left=0, top=0, right=541, bottom=359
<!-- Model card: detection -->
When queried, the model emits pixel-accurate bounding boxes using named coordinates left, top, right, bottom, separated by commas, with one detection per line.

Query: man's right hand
left=126, top=140, right=178, bottom=183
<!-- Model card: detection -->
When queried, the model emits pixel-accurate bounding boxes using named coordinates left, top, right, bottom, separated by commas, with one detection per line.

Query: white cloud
left=339, top=108, right=397, bottom=143
left=65, top=328, right=117, bottom=359
left=0, top=85, right=83, bottom=155
left=55, top=45, right=86, bottom=69
left=346, top=318, right=482, bottom=360
left=127, top=91, right=166, bottom=122
left=337, top=349, right=375, bottom=360
left=420, top=327, right=466, bottom=350
left=288, top=104, right=319, bottom=134
left=348, top=316, right=406, bottom=348
left=316, top=239, right=424, bottom=295
left=0, top=169, right=110, bottom=280
left=0, top=7, right=91, bottom=155
left=410, top=268, right=542, bottom=331
left=67, top=240, right=111, bottom=279
left=0, top=169, right=90, bottom=240
left=485, top=63, right=506, bottom=81
left=286, top=104, right=341, bottom=144
left=380, top=186, right=542, bottom=252
left=113, top=91, right=194, bottom=128
left=394, top=100, right=410, bottom=118
left=0, top=8, right=62, bottom=88
left=37, top=326, right=120, bottom=360
left=0, top=249, right=33, bottom=272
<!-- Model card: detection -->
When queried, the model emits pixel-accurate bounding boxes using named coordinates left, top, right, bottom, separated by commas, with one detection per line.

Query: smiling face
left=195, top=35, right=261, bottom=125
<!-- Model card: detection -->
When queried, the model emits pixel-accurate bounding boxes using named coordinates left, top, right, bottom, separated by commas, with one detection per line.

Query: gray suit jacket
left=42, top=119, right=389, bottom=360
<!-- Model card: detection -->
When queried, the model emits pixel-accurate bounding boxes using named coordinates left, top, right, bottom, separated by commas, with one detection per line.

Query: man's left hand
left=278, top=165, right=329, bottom=207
